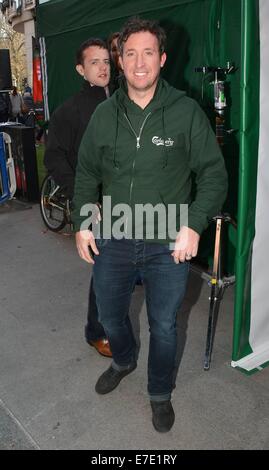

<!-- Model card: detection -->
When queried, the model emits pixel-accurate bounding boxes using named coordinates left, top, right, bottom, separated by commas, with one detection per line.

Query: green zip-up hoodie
left=72, top=78, right=228, bottom=241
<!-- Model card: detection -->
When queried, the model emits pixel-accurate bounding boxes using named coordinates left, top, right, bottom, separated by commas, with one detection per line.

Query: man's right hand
left=75, top=230, right=99, bottom=264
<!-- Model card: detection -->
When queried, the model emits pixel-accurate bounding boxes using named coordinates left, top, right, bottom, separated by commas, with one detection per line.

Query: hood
left=113, top=77, right=186, bottom=114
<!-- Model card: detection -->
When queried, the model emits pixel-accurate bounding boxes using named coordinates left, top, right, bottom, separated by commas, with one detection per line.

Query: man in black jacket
left=44, top=38, right=112, bottom=357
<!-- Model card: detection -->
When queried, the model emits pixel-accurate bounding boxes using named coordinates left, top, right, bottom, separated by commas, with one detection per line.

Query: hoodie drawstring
left=113, top=104, right=168, bottom=169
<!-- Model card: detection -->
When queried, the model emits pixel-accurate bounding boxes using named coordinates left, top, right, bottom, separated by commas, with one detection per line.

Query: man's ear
left=160, top=52, right=167, bottom=68
left=76, top=64, right=84, bottom=77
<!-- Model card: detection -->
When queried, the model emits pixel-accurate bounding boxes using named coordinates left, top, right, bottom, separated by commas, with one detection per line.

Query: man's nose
left=100, top=62, right=108, bottom=70
left=135, top=53, right=145, bottom=68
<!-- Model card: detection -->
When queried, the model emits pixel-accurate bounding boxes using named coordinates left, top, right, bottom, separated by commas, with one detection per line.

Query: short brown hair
left=76, top=38, right=108, bottom=66
left=118, top=17, right=166, bottom=56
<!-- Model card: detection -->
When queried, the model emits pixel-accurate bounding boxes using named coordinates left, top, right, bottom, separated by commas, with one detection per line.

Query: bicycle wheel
left=40, top=175, right=67, bottom=232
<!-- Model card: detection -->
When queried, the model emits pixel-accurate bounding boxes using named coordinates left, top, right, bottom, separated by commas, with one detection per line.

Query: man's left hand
left=172, top=226, right=200, bottom=263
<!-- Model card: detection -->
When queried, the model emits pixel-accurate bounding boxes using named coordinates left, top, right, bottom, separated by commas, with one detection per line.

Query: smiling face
left=119, top=31, right=166, bottom=100
left=76, top=46, right=110, bottom=87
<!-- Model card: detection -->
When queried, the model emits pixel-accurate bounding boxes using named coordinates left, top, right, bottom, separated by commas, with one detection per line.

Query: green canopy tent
left=37, top=0, right=269, bottom=372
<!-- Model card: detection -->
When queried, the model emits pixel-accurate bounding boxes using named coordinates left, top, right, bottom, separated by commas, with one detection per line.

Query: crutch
left=203, top=214, right=236, bottom=370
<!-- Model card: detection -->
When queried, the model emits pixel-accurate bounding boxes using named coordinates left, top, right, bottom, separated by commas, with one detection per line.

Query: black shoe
left=95, top=363, right=137, bottom=395
left=150, top=400, right=175, bottom=433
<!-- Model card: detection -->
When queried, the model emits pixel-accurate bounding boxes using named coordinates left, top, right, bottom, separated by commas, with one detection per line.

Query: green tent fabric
left=232, top=0, right=260, bottom=365
left=232, top=0, right=269, bottom=373
left=37, top=0, right=199, bottom=38
left=37, top=0, right=241, bottom=119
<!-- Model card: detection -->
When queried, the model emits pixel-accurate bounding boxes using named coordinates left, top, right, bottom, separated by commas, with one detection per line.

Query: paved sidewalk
left=1, top=203, right=269, bottom=450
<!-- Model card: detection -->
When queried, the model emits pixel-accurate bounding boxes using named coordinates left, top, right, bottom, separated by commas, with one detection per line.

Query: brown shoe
left=89, top=338, right=112, bottom=357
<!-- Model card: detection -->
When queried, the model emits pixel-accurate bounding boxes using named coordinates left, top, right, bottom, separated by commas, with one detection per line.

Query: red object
left=15, top=164, right=21, bottom=190
left=33, top=48, right=43, bottom=103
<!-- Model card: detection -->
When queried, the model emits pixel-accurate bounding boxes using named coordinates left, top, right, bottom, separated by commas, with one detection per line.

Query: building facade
left=0, top=0, right=48, bottom=87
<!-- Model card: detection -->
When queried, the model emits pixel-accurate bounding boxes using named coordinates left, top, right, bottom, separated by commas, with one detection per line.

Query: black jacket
left=0, top=92, right=12, bottom=122
left=44, top=81, right=107, bottom=197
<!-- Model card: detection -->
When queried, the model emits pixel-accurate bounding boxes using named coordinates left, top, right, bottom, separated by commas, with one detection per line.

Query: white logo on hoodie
left=152, top=136, right=174, bottom=147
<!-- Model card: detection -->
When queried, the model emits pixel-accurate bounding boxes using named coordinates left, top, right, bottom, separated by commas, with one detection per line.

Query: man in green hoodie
left=72, top=17, right=228, bottom=433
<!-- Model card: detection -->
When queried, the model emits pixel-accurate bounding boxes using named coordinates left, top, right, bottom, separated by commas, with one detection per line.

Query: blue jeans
left=85, top=274, right=143, bottom=342
left=93, top=238, right=189, bottom=401
left=85, top=277, right=106, bottom=342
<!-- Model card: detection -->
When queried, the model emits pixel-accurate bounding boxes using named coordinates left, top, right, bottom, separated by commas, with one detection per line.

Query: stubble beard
left=128, top=73, right=160, bottom=96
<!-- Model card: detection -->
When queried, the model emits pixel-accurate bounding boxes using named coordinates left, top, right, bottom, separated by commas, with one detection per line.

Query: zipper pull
left=136, top=137, right=140, bottom=149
